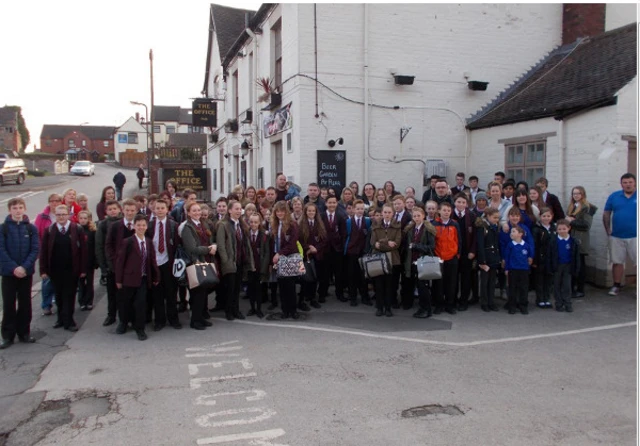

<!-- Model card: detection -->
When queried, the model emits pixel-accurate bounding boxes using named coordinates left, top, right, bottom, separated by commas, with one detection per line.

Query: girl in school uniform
left=369, top=204, right=402, bottom=317
left=404, top=207, right=437, bottom=318
left=298, top=203, right=327, bottom=310
left=77, top=211, right=98, bottom=311
left=270, top=201, right=301, bottom=320
left=247, top=214, right=270, bottom=318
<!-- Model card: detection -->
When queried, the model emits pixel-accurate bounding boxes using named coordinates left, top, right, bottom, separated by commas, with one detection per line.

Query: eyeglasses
left=55, top=213, right=69, bottom=217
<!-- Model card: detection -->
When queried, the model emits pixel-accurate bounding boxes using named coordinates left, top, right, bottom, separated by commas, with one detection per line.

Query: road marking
left=221, top=319, right=637, bottom=347
left=0, top=190, right=43, bottom=204
left=197, top=429, right=287, bottom=445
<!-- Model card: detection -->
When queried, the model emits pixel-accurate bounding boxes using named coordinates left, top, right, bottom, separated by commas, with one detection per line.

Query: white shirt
left=511, top=240, right=525, bottom=246
left=123, top=219, right=134, bottom=230
left=396, top=210, right=405, bottom=222
left=557, top=234, right=570, bottom=241
left=542, top=191, right=549, bottom=202
left=153, top=217, right=169, bottom=266
left=57, top=222, right=70, bottom=233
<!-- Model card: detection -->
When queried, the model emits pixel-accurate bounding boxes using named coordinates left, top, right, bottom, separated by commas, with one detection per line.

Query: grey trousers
left=554, top=264, right=572, bottom=308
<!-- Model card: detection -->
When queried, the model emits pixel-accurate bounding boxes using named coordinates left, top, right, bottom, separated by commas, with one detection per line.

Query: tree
left=5, top=106, right=30, bottom=152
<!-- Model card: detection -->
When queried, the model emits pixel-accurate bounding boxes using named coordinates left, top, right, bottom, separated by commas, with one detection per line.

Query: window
left=505, top=141, right=546, bottom=184
left=166, top=125, right=176, bottom=134
left=46, top=139, right=53, bottom=147
left=187, top=125, right=201, bottom=134
left=233, top=70, right=239, bottom=118
left=103, top=141, right=109, bottom=147
left=128, top=132, right=139, bottom=144
left=82, top=140, right=86, bottom=147
left=153, top=125, right=161, bottom=133
left=68, top=139, right=76, bottom=148
left=272, top=20, right=282, bottom=91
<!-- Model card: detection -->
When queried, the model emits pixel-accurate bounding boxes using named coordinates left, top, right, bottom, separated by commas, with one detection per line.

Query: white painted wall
left=605, top=4, right=638, bottom=31
left=114, top=117, right=148, bottom=163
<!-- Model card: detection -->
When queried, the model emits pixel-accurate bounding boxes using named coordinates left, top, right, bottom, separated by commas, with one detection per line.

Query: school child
left=548, top=219, right=581, bottom=313
left=247, top=214, right=270, bottom=318
left=391, top=195, right=412, bottom=309
left=451, top=193, right=477, bottom=311
left=319, top=195, right=347, bottom=303
left=432, top=202, right=462, bottom=315
left=77, top=211, right=98, bottom=311
left=115, top=214, right=160, bottom=341
left=502, top=225, right=533, bottom=315
left=369, top=204, right=402, bottom=317
left=344, top=200, right=372, bottom=306
left=532, top=207, right=556, bottom=308
left=499, top=206, right=535, bottom=301
left=475, top=208, right=501, bottom=312
left=404, top=207, right=436, bottom=318
left=270, top=201, right=301, bottom=319
left=298, top=203, right=326, bottom=310
left=425, top=200, right=438, bottom=224
left=95, top=200, right=122, bottom=326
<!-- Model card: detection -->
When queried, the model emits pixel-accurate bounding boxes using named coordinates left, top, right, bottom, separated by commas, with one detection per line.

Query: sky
left=0, top=0, right=261, bottom=151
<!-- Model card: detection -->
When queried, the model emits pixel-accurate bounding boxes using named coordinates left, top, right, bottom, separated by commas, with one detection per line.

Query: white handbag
left=415, top=255, right=442, bottom=280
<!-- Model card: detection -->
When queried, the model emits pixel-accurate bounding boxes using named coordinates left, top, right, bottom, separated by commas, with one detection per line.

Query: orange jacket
left=434, top=218, right=462, bottom=261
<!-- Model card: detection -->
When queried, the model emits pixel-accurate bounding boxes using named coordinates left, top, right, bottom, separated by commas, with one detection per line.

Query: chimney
left=135, top=112, right=140, bottom=122
left=562, top=3, right=606, bottom=45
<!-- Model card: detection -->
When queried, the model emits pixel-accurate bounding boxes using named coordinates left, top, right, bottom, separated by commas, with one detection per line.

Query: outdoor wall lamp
left=328, top=137, right=344, bottom=148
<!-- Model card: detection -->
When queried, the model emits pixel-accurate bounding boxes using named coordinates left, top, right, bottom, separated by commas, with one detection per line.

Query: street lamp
left=130, top=101, right=150, bottom=187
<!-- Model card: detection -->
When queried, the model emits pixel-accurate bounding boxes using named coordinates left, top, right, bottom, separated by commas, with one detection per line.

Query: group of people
left=0, top=169, right=636, bottom=348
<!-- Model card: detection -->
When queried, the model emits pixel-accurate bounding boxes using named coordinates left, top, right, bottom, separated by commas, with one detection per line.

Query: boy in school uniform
left=391, top=195, right=412, bottom=309
left=532, top=207, right=556, bottom=308
left=247, top=214, right=270, bottom=318
left=115, top=214, right=160, bottom=341
left=452, top=193, right=477, bottom=311
left=548, top=219, right=580, bottom=313
left=344, top=200, right=372, bottom=306
left=432, top=202, right=462, bottom=315
left=95, top=200, right=122, bottom=326
left=475, top=208, right=501, bottom=312
left=502, top=225, right=533, bottom=315
left=319, top=195, right=347, bottom=302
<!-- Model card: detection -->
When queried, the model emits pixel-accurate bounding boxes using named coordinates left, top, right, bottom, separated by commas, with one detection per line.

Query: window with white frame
left=166, top=125, right=176, bottom=134
left=505, top=141, right=546, bottom=185
left=103, top=141, right=109, bottom=147
left=68, top=139, right=75, bottom=148
left=153, top=125, right=161, bottom=133
left=128, top=132, right=139, bottom=144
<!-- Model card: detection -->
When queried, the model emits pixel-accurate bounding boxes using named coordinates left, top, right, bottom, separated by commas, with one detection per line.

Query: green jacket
left=216, top=218, right=255, bottom=278
left=568, top=203, right=597, bottom=255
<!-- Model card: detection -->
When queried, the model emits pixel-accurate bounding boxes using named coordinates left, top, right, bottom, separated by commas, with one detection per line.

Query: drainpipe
left=245, top=17, right=258, bottom=186
left=557, top=117, right=566, bottom=200
left=363, top=4, right=369, bottom=183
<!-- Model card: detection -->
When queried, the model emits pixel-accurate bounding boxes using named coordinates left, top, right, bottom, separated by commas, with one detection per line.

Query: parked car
left=0, top=158, right=27, bottom=185
left=70, top=160, right=95, bottom=176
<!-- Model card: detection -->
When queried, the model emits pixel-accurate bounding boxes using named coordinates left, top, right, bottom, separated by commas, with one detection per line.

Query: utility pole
left=149, top=49, right=155, bottom=192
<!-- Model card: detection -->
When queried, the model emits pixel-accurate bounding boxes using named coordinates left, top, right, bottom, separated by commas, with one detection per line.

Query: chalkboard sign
left=317, top=150, right=346, bottom=190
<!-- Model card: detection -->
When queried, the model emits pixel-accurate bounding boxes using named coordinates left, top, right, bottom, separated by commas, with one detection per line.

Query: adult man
left=304, top=183, right=326, bottom=213
left=113, top=171, right=127, bottom=201
left=265, top=187, right=278, bottom=207
left=421, top=175, right=440, bottom=204
left=275, top=173, right=287, bottom=202
left=468, top=176, right=484, bottom=205
left=136, top=164, right=145, bottom=189
left=40, top=205, right=87, bottom=332
left=450, top=172, right=470, bottom=195
left=603, top=173, right=637, bottom=296
left=433, top=179, right=454, bottom=206
left=535, top=177, right=565, bottom=221
left=0, top=198, right=39, bottom=349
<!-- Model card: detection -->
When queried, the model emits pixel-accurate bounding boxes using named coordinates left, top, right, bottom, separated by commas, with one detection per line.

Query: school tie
left=60, top=226, right=66, bottom=235
left=309, top=220, right=314, bottom=228
left=329, top=214, right=333, bottom=226
left=414, top=228, right=420, bottom=242
left=356, top=218, right=360, bottom=229
left=127, top=222, right=132, bottom=231
left=395, top=213, right=400, bottom=222
left=158, top=221, right=165, bottom=254
left=236, top=223, right=242, bottom=240
left=458, top=211, right=462, bottom=219
left=140, top=240, right=146, bottom=276
left=252, top=232, right=257, bottom=244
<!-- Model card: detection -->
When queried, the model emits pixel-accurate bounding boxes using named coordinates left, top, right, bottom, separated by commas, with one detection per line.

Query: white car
left=70, top=161, right=95, bottom=176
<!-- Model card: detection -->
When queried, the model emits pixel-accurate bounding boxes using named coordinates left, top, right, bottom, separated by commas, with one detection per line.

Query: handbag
left=186, top=262, right=219, bottom=290
left=416, top=255, right=442, bottom=280
left=358, top=252, right=392, bottom=279
left=276, top=253, right=306, bottom=278
left=301, top=256, right=317, bottom=283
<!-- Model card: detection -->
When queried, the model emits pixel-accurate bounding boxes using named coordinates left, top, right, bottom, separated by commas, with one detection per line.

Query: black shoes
left=391, top=301, right=400, bottom=309
left=318, top=296, right=326, bottom=304
left=337, top=296, right=348, bottom=303
left=0, top=339, right=13, bottom=349
left=256, top=310, right=265, bottom=319
left=177, top=302, right=188, bottom=313
left=564, top=305, right=574, bottom=313
left=116, top=323, right=127, bottom=334
left=489, top=304, right=499, bottom=312
left=291, top=312, right=300, bottom=320
left=350, top=301, right=358, bottom=307
left=298, top=302, right=311, bottom=311
left=53, top=321, right=63, bottom=329
left=413, top=309, right=431, bottom=318
left=508, top=309, right=517, bottom=315
left=170, top=322, right=183, bottom=329
left=520, top=308, right=529, bottom=315
left=190, top=322, right=206, bottom=330
left=136, top=330, right=148, bottom=341
left=481, top=305, right=490, bottom=312
left=153, top=324, right=165, bottom=332
left=247, top=309, right=257, bottom=317
left=361, top=298, right=373, bottom=306
left=209, top=306, right=224, bottom=312
left=457, top=304, right=468, bottom=312
left=385, top=309, right=393, bottom=317
left=80, top=305, right=88, bottom=311
left=18, top=335, right=36, bottom=343
left=65, top=326, right=78, bottom=332
left=102, top=317, right=116, bottom=327
left=433, top=307, right=443, bottom=315
left=375, top=309, right=384, bottom=317
left=267, top=304, right=278, bottom=311
left=201, top=320, right=213, bottom=327
left=445, top=308, right=457, bottom=315
left=310, top=300, right=322, bottom=309
left=281, top=313, right=289, bottom=320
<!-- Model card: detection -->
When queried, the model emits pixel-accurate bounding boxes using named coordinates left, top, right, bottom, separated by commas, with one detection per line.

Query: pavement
left=0, top=280, right=636, bottom=445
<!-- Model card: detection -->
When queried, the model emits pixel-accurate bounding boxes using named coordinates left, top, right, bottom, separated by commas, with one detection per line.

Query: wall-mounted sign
left=263, top=102, right=292, bottom=138
left=317, top=150, right=346, bottom=190
left=192, top=99, right=217, bottom=127
left=118, top=133, right=128, bottom=144
left=161, top=168, right=209, bottom=193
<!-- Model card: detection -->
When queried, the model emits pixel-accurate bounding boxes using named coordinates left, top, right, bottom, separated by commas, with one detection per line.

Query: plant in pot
left=256, top=77, right=274, bottom=103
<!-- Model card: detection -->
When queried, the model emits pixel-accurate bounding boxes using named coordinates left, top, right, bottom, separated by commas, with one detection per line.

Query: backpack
left=344, top=217, right=371, bottom=255
left=1, top=222, right=35, bottom=240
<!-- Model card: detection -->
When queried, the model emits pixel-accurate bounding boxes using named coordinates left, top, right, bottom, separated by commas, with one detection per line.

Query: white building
left=152, top=106, right=205, bottom=147
left=203, top=3, right=637, bottom=285
left=114, top=116, right=148, bottom=164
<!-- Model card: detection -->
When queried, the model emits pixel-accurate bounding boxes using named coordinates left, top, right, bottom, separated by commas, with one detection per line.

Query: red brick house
left=39, top=125, right=116, bottom=161
left=0, top=107, right=22, bottom=154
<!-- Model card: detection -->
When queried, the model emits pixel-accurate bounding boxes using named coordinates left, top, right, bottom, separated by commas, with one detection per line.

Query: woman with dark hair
left=362, top=183, right=376, bottom=211
left=270, top=201, right=301, bottom=319
left=96, top=186, right=116, bottom=221
left=383, top=181, right=398, bottom=199
left=566, top=186, right=597, bottom=298
left=502, top=189, right=539, bottom=230
left=298, top=203, right=327, bottom=310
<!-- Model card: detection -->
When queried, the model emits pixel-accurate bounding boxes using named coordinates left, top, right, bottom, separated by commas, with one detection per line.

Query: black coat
left=475, top=218, right=501, bottom=268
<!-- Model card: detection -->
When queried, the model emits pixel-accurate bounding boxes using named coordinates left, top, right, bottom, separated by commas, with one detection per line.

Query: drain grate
left=401, top=404, right=464, bottom=418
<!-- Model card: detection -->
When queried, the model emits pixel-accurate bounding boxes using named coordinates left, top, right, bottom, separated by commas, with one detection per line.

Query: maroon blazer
left=395, top=211, right=412, bottom=231
left=299, top=220, right=327, bottom=261
left=320, top=211, right=346, bottom=253
left=452, top=209, right=477, bottom=256
left=40, top=223, right=87, bottom=278
left=115, top=235, right=160, bottom=288
left=270, top=221, right=299, bottom=260
left=146, top=218, right=179, bottom=265
left=105, top=218, right=135, bottom=271
left=345, top=216, right=369, bottom=256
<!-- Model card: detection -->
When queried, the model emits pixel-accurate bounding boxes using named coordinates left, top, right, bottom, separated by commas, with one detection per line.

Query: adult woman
left=245, top=186, right=257, bottom=205
left=217, top=201, right=254, bottom=321
left=487, top=181, right=510, bottom=223
left=349, top=181, right=361, bottom=200
left=298, top=203, right=326, bottom=310
left=370, top=203, right=402, bottom=317
left=231, top=184, right=247, bottom=206
left=61, top=188, right=82, bottom=223
left=383, top=181, right=398, bottom=199
left=270, top=201, right=301, bottom=319
left=290, top=196, right=304, bottom=222
left=374, top=188, right=389, bottom=212
left=339, top=187, right=355, bottom=212
left=566, top=186, right=597, bottom=298
left=181, top=202, right=218, bottom=330
left=529, top=186, right=545, bottom=210
left=503, top=189, right=539, bottom=230
left=255, top=189, right=266, bottom=206
left=362, top=183, right=376, bottom=210
left=96, top=186, right=116, bottom=221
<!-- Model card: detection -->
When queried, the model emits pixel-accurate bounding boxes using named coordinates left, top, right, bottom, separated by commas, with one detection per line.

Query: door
left=273, top=141, right=283, bottom=178
left=626, top=138, right=637, bottom=281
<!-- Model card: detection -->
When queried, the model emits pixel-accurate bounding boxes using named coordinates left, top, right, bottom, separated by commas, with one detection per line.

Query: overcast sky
left=1, top=0, right=261, bottom=150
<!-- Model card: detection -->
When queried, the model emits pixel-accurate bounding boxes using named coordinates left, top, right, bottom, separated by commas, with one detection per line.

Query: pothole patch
left=401, top=404, right=465, bottom=419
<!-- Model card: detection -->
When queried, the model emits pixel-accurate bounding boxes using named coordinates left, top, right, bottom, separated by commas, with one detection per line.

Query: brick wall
left=562, top=3, right=605, bottom=44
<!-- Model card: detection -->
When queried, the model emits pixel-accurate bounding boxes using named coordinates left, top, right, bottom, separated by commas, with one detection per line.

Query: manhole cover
left=266, top=312, right=309, bottom=321
left=401, top=404, right=464, bottom=418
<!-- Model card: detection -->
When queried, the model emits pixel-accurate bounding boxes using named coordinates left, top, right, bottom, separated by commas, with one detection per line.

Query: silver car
left=70, top=161, right=95, bottom=176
